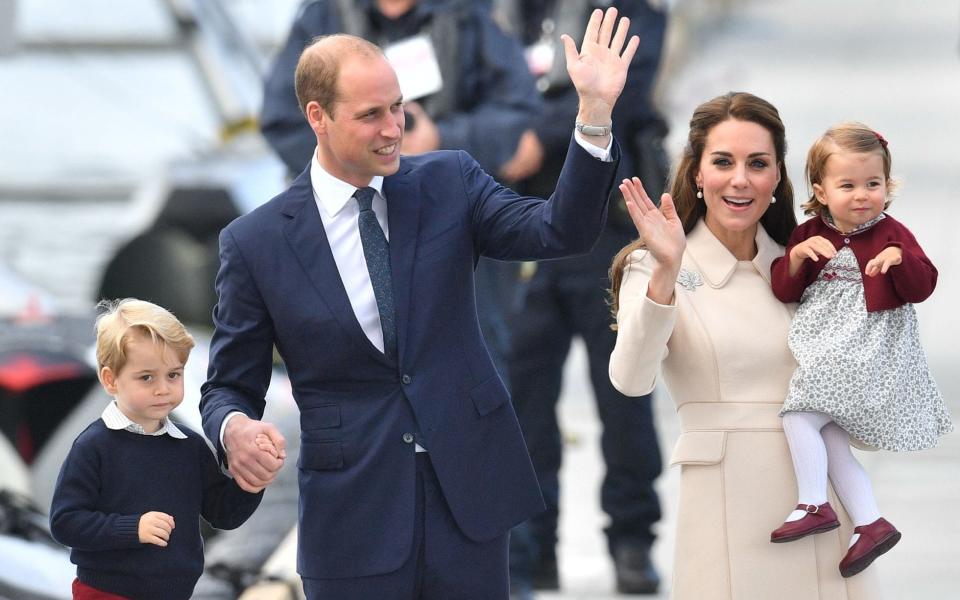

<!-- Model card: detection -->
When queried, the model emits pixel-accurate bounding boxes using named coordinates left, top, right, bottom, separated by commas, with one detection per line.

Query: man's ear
left=306, top=101, right=327, bottom=135
left=100, top=366, right=118, bottom=395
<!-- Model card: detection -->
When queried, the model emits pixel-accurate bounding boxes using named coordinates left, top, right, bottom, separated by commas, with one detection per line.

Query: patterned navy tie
left=354, top=187, right=397, bottom=359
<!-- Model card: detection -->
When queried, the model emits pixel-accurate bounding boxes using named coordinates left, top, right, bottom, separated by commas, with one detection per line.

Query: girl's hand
left=790, top=235, right=836, bottom=263
left=620, top=177, right=685, bottom=269
left=865, top=246, right=902, bottom=276
left=788, top=235, right=836, bottom=276
left=139, top=511, right=175, bottom=547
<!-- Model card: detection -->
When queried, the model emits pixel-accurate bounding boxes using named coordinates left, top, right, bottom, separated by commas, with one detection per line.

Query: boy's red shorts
left=72, top=578, right=129, bottom=600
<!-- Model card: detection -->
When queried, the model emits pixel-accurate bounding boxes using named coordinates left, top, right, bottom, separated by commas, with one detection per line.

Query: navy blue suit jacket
left=200, top=138, right=619, bottom=578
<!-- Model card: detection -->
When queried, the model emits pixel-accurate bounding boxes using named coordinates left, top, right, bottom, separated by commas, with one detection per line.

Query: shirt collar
left=686, top=220, right=783, bottom=288
left=309, top=149, right=385, bottom=218
left=101, top=401, right=187, bottom=439
left=821, top=212, right=885, bottom=236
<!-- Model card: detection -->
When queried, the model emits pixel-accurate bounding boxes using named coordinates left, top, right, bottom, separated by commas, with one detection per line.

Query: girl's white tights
left=782, top=411, right=881, bottom=546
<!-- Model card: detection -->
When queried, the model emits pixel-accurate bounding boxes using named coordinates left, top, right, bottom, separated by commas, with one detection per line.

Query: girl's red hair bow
left=874, top=131, right=888, bottom=149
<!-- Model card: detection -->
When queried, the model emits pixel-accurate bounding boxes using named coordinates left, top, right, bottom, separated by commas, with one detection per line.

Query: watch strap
left=575, top=121, right=611, bottom=137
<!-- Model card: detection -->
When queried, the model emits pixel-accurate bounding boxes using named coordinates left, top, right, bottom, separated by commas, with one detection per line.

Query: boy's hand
left=255, top=433, right=280, bottom=459
left=865, top=246, right=902, bottom=276
left=788, top=235, right=836, bottom=277
left=139, top=511, right=175, bottom=547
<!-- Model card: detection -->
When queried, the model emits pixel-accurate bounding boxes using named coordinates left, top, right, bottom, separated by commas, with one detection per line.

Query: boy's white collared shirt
left=101, top=401, right=187, bottom=439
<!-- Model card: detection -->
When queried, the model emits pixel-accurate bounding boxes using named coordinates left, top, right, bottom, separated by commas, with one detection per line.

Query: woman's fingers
left=628, top=177, right=657, bottom=211
left=658, top=193, right=678, bottom=221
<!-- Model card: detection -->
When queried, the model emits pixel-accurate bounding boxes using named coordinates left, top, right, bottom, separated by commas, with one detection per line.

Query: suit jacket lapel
left=281, top=171, right=392, bottom=366
left=384, top=162, right=420, bottom=361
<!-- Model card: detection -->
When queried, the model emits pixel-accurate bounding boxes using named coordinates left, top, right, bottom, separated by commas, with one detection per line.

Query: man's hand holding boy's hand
left=255, top=433, right=281, bottom=458
left=224, top=414, right=286, bottom=493
left=139, top=511, right=175, bottom=547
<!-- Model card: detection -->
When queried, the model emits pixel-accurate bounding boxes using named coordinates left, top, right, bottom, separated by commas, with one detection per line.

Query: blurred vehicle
left=1, top=2, right=302, bottom=594
left=87, top=0, right=287, bottom=329
left=0, top=264, right=98, bottom=468
left=0, top=265, right=94, bottom=599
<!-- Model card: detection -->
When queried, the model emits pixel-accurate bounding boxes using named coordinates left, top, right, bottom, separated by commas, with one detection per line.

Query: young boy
left=49, top=299, right=264, bottom=600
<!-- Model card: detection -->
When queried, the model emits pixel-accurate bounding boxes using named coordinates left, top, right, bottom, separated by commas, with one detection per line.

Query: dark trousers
left=303, top=454, right=510, bottom=600
left=508, top=238, right=662, bottom=570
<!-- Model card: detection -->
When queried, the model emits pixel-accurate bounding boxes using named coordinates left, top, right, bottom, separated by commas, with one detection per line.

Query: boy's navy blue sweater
left=49, top=419, right=263, bottom=600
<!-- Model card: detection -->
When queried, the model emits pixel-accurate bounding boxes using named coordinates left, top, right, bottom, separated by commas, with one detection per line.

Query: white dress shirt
left=310, top=156, right=390, bottom=352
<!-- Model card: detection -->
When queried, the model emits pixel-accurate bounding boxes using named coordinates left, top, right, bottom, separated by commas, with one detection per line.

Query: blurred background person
left=489, top=0, right=670, bottom=596
left=259, top=0, right=542, bottom=385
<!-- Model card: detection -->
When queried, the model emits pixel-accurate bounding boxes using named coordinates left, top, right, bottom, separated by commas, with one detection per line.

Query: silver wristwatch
left=575, top=121, right=611, bottom=137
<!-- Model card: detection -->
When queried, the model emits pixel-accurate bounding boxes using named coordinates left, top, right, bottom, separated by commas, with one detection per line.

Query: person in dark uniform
left=490, top=0, right=670, bottom=595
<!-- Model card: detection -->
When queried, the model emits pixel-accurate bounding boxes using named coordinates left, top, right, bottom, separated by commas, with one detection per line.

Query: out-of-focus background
left=0, top=1, right=956, bottom=599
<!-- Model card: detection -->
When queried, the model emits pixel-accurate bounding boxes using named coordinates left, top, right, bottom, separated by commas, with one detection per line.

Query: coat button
left=401, top=374, right=412, bottom=384
left=402, top=433, right=414, bottom=443
left=844, top=237, right=850, bottom=244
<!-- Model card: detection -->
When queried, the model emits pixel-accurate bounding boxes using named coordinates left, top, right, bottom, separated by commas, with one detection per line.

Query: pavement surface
left=540, top=2, right=960, bottom=598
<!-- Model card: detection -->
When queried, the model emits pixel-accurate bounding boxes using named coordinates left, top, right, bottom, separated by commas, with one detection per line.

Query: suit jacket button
left=401, top=374, right=412, bottom=384
left=402, top=433, right=414, bottom=443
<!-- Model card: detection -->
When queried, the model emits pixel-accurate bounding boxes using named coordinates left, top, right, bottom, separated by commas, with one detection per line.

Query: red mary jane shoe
left=839, top=517, right=901, bottom=578
left=770, top=502, right=840, bottom=543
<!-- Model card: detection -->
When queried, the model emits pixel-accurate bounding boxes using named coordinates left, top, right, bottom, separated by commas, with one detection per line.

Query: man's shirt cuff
left=573, top=130, right=614, bottom=161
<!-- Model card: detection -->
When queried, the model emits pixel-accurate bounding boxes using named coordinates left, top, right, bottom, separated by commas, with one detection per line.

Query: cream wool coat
left=610, top=221, right=881, bottom=599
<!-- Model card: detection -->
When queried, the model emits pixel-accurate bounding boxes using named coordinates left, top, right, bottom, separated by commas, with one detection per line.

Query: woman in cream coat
left=609, top=93, right=881, bottom=599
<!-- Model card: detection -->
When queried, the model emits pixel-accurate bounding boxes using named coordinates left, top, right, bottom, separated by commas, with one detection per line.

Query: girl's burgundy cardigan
left=770, top=213, right=937, bottom=312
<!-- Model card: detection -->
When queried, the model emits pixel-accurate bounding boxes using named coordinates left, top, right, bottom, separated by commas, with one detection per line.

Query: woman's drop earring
left=696, top=188, right=703, bottom=199
left=771, top=195, right=777, bottom=204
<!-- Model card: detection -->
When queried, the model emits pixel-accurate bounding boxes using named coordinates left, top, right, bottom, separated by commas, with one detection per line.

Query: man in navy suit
left=200, top=8, right=638, bottom=598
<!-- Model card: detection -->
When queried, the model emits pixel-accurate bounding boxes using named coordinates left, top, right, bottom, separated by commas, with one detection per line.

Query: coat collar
left=685, top=220, right=783, bottom=288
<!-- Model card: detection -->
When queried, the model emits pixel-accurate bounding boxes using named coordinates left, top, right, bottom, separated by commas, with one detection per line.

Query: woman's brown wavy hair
left=608, top=92, right=798, bottom=325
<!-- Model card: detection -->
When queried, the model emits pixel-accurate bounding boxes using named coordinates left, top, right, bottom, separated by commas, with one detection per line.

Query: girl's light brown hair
left=802, top=121, right=894, bottom=217
left=608, top=92, right=797, bottom=322
left=95, top=298, right=195, bottom=380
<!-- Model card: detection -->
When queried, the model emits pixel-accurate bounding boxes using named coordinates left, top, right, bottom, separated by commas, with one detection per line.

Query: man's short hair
left=294, top=34, right=384, bottom=119
left=95, top=298, right=195, bottom=378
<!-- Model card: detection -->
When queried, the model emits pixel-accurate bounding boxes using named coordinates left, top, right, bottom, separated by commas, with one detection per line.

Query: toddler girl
left=768, top=122, right=952, bottom=577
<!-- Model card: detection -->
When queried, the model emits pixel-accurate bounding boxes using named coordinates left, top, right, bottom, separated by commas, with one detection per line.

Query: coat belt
left=677, top=402, right=784, bottom=432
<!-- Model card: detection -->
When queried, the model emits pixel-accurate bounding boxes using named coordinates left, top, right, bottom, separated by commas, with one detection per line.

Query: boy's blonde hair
left=802, top=121, right=896, bottom=217
left=95, top=298, right=195, bottom=380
